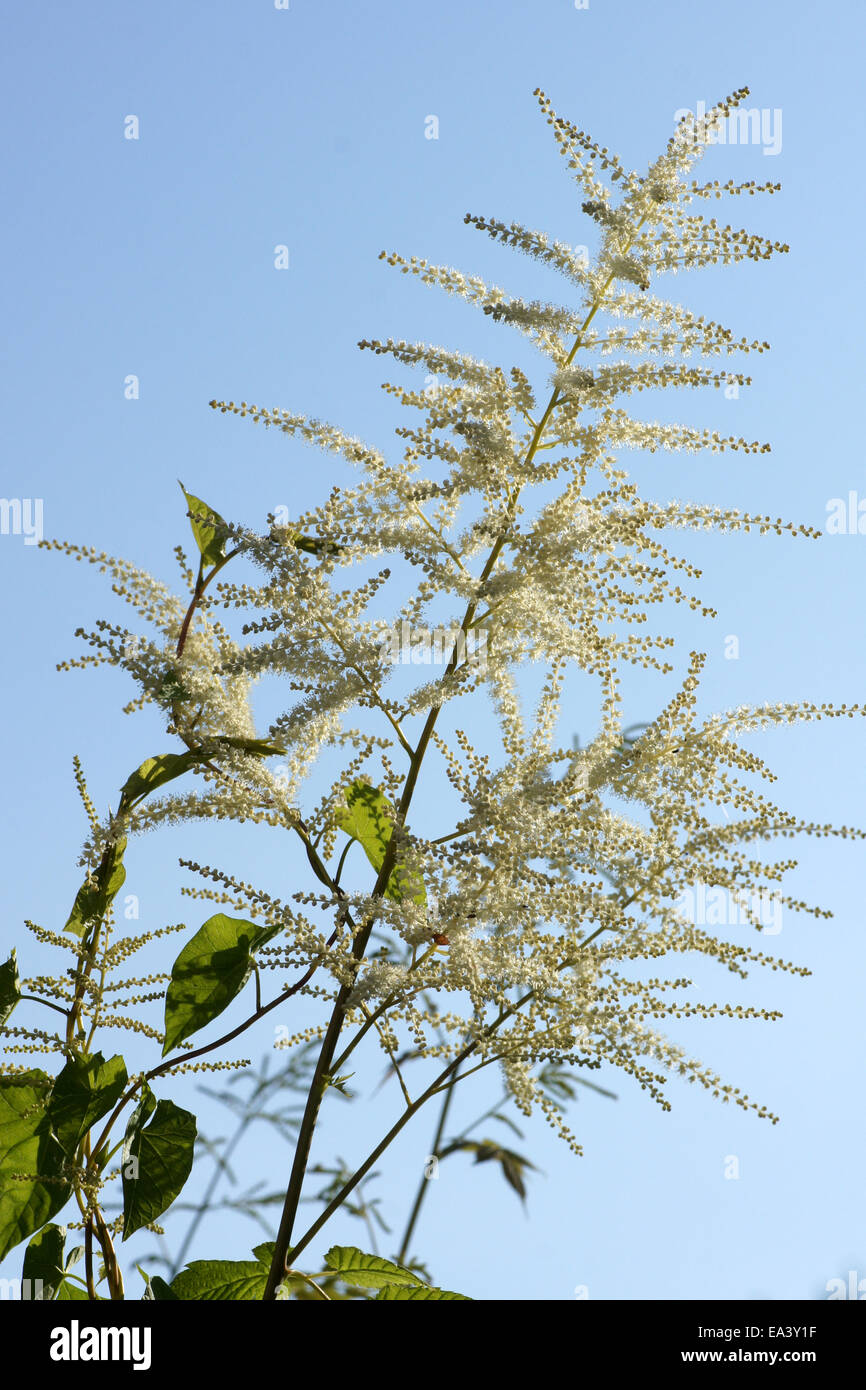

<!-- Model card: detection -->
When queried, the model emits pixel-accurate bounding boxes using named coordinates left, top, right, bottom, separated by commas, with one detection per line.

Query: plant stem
left=174, top=548, right=241, bottom=660
left=396, top=1064, right=460, bottom=1264
left=19, top=994, right=69, bottom=1019
left=93, top=1205, right=124, bottom=1299
left=84, top=1216, right=96, bottom=1300
left=284, top=1058, right=465, bottom=1270
left=286, top=1269, right=331, bottom=1300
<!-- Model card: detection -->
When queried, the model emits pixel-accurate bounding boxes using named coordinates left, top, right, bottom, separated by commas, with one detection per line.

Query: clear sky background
left=1, top=0, right=864, bottom=1301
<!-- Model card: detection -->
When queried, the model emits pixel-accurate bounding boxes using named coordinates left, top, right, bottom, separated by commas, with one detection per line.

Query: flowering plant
left=2, top=84, right=860, bottom=1302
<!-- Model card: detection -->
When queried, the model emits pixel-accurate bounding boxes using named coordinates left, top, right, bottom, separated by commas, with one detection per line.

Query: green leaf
left=22, top=1222, right=66, bottom=1300
left=148, top=1274, right=179, bottom=1301
left=162, top=913, right=277, bottom=1056
left=490, top=1111, right=525, bottom=1139
left=336, top=783, right=426, bottom=905
left=0, top=1071, right=71, bottom=1260
left=170, top=1259, right=268, bottom=1301
left=64, top=838, right=127, bottom=938
left=121, top=1085, right=196, bottom=1239
left=55, top=1279, right=92, bottom=1300
left=474, top=1141, right=536, bottom=1201
left=138, top=1264, right=179, bottom=1301
left=0, top=949, right=21, bottom=1025
left=440, top=1138, right=538, bottom=1202
left=124, top=1082, right=156, bottom=1147
left=537, top=1063, right=579, bottom=1102
left=119, top=751, right=204, bottom=808
left=118, top=744, right=282, bottom=815
left=537, top=1063, right=617, bottom=1103
left=180, top=483, right=228, bottom=567
left=376, top=1285, right=471, bottom=1300
left=321, top=1071, right=354, bottom=1099
left=323, top=1245, right=423, bottom=1290
left=495, top=1150, right=533, bottom=1201
left=48, top=1053, right=128, bottom=1156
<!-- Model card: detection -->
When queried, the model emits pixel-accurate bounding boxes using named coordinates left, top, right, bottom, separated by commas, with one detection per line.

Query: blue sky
left=1, top=0, right=864, bottom=1301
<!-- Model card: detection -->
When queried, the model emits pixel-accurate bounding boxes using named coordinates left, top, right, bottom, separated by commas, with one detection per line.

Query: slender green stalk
left=84, top=1217, right=96, bottom=1301
left=396, top=1064, right=460, bottom=1264
left=285, top=1056, right=467, bottom=1269
left=285, top=1269, right=332, bottom=1301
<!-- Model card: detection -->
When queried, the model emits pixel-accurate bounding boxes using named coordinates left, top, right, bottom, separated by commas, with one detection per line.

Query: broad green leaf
left=180, top=483, right=228, bottom=567
left=119, top=744, right=282, bottom=815
left=336, top=783, right=426, bottom=905
left=119, top=751, right=203, bottom=808
left=121, top=1085, right=196, bottom=1239
left=0, top=1071, right=71, bottom=1260
left=55, top=1280, right=91, bottom=1300
left=48, top=1053, right=128, bottom=1156
left=22, top=1222, right=66, bottom=1300
left=0, top=949, right=20, bottom=1025
left=120, top=1082, right=155, bottom=1235
left=162, top=913, right=277, bottom=1056
left=147, top=1274, right=179, bottom=1301
left=64, top=837, right=127, bottom=938
left=376, top=1285, right=471, bottom=1301
left=323, top=1245, right=423, bottom=1290
left=170, top=1259, right=268, bottom=1301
